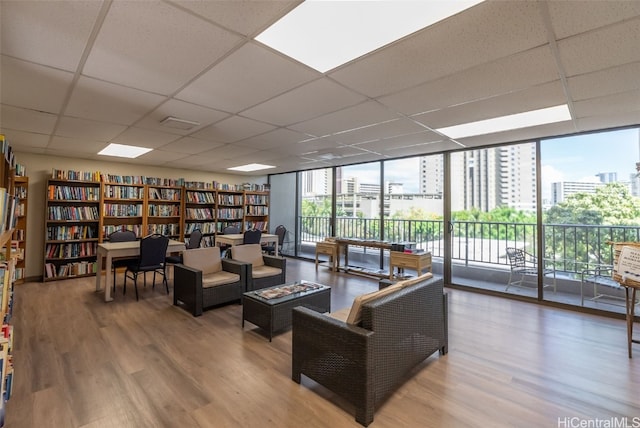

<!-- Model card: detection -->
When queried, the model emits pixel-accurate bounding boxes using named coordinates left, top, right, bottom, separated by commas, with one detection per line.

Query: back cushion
left=183, top=247, right=222, bottom=275
left=230, top=244, right=265, bottom=267
left=345, top=272, right=434, bottom=325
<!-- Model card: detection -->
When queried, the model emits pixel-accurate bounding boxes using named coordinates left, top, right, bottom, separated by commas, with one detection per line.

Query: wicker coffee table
left=242, top=281, right=331, bottom=341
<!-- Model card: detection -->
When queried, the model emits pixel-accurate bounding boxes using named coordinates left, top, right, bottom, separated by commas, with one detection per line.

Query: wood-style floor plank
left=7, top=258, right=640, bottom=427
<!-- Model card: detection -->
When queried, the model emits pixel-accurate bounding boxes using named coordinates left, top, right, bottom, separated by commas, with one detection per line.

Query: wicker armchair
left=292, top=274, right=447, bottom=426
left=173, top=246, right=247, bottom=316
left=229, top=244, right=286, bottom=291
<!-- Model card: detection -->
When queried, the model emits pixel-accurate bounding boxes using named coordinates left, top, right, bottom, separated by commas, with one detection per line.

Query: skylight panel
left=256, top=0, right=483, bottom=73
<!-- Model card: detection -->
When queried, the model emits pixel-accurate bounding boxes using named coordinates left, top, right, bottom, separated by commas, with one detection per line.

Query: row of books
left=102, top=225, right=141, bottom=238
left=217, top=221, right=242, bottom=231
left=246, top=206, right=269, bottom=216
left=148, top=188, right=181, bottom=201
left=52, top=169, right=101, bottom=182
left=185, top=208, right=214, bottom=220
left=0, top=190, right=18, bottom=234
left=217, top=194, right=244, bottom=205
left=184, top=181, right=215, bottom=189
left=185, top=222, right=216, bottom=234
left=217, top=208, right=244, bottom=219
left=245, top=221, right=267, bottom=231
left=47, top=206, right=99, bottom=221
left=103, top=204, right=143, bottom=217
left=48, top=185, right=100, bottom=201
left=103, top=185, right=144, bottom=199
left=245, top=194, right=268, bottom=205
left=147, top=223, right=180, bottom=236
left=185, top=191, right=216, bottom=203
left=44, top=261, right=97, bottom=279
left=45, top=242, right=97, bottom=259
left=147, top=205, right=180, bottom=217
left=14, top=163, right=26, bottom=177
left=47, top=225, right=97, bottom=241
left=13, top=187, right=26, bottom=200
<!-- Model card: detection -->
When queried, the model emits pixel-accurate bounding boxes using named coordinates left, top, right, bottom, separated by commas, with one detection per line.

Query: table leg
left=627, top=287, right=637, bottom=358
left=104, top=253, right=114, bottom=302
left=95, top=253, right=104, bottom=293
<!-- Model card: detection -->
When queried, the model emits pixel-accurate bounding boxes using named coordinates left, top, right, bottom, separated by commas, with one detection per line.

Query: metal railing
left=299, top=215, right=640, bottom=276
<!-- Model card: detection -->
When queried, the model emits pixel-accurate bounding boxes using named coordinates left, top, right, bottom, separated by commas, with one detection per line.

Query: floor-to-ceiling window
left=541, top=127, right=640, bottom=312
left=299, top=168, right=333, bottom=258
left=449, top=143, right=541, bottom=295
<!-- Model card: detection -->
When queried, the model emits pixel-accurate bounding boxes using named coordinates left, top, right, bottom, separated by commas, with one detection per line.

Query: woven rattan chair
left=229, top=244, right=286, bottom=291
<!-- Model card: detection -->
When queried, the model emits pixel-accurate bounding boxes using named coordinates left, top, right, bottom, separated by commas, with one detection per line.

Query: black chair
left=243, top=229, right=262, bottom=244
left=107, top=229, right=137, bottom=292
left=262, top=225, right=286, bottom=255
left=219, top=226, right=240, bottom=253
left=166, top=229, right=203, bottom=264
left=124, top=234, right=169, bottom=300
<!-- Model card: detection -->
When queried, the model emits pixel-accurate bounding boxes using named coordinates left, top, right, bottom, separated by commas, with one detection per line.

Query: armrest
left=222, top=258, right=247, bottom=277
left=174, top=264, right=203, bottom=290
left=263, top=255, right=286, bottom=270
left=292, top=306, right=373, bottom=381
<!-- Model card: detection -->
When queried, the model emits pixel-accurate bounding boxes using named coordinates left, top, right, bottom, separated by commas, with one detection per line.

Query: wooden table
left=216, top=233, right=278, bottom=255
left=315, top=241, right=339, bottom=271
left=95, top=239, right=185, bottom=302
left=389, top=251, right=432, bottom=279
left=334, top=238, right=392, bottom=271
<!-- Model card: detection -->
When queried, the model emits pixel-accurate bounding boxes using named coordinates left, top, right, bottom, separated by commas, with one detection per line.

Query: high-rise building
left=596, top=172, right=617, bottom=183
left=551, top=181, right=604, bottom=205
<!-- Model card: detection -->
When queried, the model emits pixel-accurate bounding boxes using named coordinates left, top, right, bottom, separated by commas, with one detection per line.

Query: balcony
left=298, top=216, right=639, bottom=315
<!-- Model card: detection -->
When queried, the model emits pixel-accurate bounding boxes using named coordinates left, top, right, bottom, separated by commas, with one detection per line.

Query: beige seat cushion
left=202, top=271, right=240, bottom=288
left=183, top=247, right=222, bottom=275
left=328, top=307, right=350, bottom=322
left=230, top=244, right=265, bottom=267
left=252, top=265, right=281, bottom=278
left=346, top=272, right=434, bottom=325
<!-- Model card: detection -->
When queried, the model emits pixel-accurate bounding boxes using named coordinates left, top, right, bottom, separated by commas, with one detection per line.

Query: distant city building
left=419, top=155, right=443, bottom=195
left=301, top=169, right=330, bottom=196
left=387, top=182, right=403, bottom=194
left=551, top=181, right=604, bottom=205
left=596, top=172, right=617, bottom=183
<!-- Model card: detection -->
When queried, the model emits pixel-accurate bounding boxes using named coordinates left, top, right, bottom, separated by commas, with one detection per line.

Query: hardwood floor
left=7, top=258, right=640, bottom=427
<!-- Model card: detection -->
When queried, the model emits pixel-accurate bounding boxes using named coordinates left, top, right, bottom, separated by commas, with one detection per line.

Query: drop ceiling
left=1, top=0, right=639, bottom=176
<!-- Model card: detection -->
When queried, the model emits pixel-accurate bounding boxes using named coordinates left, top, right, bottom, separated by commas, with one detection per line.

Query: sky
left=339, top=128, right=640, bottom=198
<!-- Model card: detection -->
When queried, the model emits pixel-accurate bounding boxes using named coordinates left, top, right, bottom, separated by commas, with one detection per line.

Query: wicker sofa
left=173, top=246, right=247, bottom=316
left=292, top=273, right=447, bottom=426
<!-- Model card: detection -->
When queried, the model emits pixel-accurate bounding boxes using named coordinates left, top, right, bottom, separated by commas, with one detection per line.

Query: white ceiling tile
left=573, top=90, right=640, bottom=118
left=175, top=42, right=319, bottom=113
left=0, top=56, right=74, bottom=114
left=113, top=127, right=182, bottom=148
left=329, top=1, right=548, bottom=97
left=191, top=115, right=277, bottom=143
left=135, top=149, right=191, bottom=164
left=55, top=117, right=127, bottom=141
left=135, top=99, right=230, bottom=135
left=218, top=145, right=260, bottom=160
left=242, top=78, right=367, bottom=126
left=235, top=128, right=309, bottom=150
left=171, top=0, right=299, bottom=37
left=0, top=129, right=50, bottom=150
left=158, top=137, right=225, bottom=155
left=558, top=18, right=640, bottom=77
left=0, top=1, right=102, bottom=71
left=49, top=136, right=108, bottom=154
left=330, top=118, right=431, bottom=146
left=576, top=110, right=640, bottom=133
left=353, top=130, right=442, bottom=153
left=272, top=136, right=342, bottom=156
left=378, top=46, right=559, bottom=115
left=385, top=141, right=460, bottom=156
left=65, top=76, right=166, bottom=125
left=548, top=1, right=640, bottom=39
left=568, top=62, right=640, bottom=102
left=289, top=101, right=402, bottom=137
left=0, top=105, right=57, bottom=134
left=83, top=1, right=243, bottom=95
left=413, top=81, right=567, bottom=129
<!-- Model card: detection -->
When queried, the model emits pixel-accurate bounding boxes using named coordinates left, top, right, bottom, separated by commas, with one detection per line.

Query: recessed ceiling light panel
left=160, top=116, right=200, bottom=130
left=228, top=163, right=276, bottom=172
left=256, top=0, right=483, bottom=72
left=98, top=143, right=152, bottom=158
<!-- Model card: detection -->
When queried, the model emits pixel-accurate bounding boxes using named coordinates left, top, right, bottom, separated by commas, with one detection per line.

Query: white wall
left=17, top=152, right=267, bottom=280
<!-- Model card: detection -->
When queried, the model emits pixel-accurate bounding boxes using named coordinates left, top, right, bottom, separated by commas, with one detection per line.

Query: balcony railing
left=299, top=215, right=640, bottom=277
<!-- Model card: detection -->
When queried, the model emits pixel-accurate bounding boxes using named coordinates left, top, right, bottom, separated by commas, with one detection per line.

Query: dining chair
left=166, top=228, right=202, bottom=264
left=107, top=229, right=137, bottom=293
left=124, top=233, right=169, bottom=300
left=243, top=229, right=262, bottom=245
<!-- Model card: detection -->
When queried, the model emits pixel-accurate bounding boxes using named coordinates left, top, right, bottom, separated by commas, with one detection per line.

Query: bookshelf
left=43, top=177, right=100, bottom=281
left=216, top=189, right=244, bottom=234
left=100, top=176, right=145, bottom=240
left=184, top=182, right=216, bottom=247
left=244, top=190, right=269, bottom=232
left=12, top=176, right=27, bottom=284
left=146, top=183, right=183, bottom=239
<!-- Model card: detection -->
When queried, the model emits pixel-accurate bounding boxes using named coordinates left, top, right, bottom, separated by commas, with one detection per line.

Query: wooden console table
left=315, top=241, right=339, bottom=271
left=389, top=251, right=432, bottom=279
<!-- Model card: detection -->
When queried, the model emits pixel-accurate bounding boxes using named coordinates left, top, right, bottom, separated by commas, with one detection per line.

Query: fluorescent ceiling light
left=160, top=116, right=200, bottom=130
left=256, top=0, right=483, bottom=73
left=98, top=143, right=152, bottom=158
left=228, top=163, right=276, bottom=172
left=436, top=105, right=572, bottom=139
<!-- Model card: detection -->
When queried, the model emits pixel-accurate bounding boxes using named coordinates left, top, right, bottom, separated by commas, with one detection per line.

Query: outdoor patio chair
left=505, top=247, right=556, bottom=292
